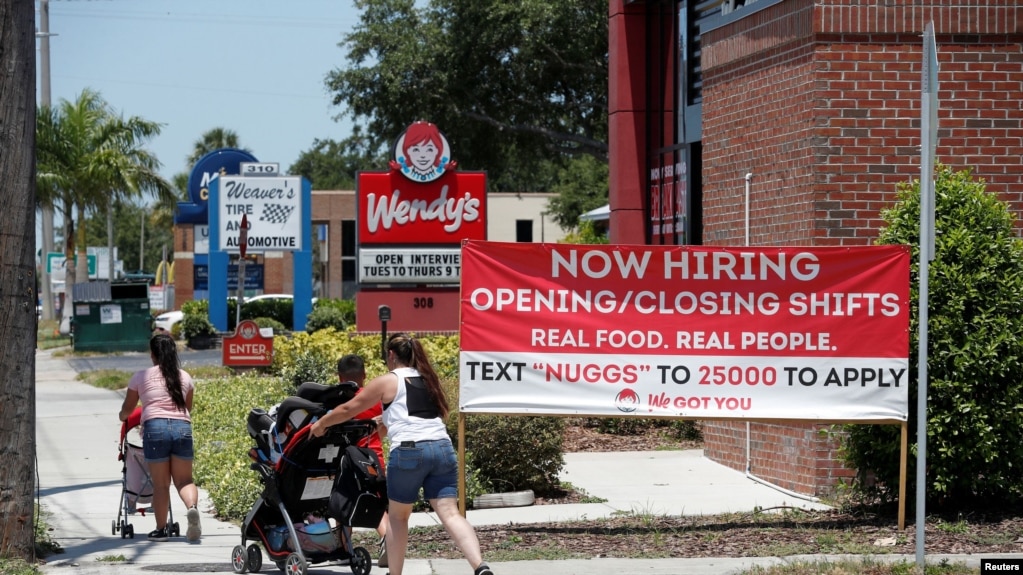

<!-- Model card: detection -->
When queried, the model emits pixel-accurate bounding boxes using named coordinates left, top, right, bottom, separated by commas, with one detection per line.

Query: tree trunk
left=62, top=198, right=75, bottom=328
left=75, top=201, right=89, bottom=281
left=0, top=0, right=39, bottom=562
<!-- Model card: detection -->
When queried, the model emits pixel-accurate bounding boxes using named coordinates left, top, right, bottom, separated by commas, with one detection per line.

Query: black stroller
left=231, top=382, right=387, bottom=575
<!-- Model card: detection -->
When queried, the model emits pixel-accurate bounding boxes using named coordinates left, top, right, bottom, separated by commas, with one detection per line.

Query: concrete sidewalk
left=33, top=348, right=1012, bottom=574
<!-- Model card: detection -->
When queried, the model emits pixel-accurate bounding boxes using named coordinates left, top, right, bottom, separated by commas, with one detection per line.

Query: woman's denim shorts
left=386, top=438, right=457, bottom=504
left=142, top=418, right=194, bottom=463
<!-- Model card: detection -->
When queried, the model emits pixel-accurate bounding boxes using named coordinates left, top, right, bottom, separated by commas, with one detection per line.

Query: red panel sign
left=357, top=171, right=487, bottom=245
left=222, top=319, right=274, bottom=367
left=356, top=288, right=460, bottom=333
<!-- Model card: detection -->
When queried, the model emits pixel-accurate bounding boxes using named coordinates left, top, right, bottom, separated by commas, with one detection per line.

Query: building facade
left=609, top=0, right=1023, bottom=496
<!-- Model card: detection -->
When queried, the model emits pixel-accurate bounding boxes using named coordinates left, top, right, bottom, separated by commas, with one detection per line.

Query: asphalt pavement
left=34, top=347, right=1021, bottom=574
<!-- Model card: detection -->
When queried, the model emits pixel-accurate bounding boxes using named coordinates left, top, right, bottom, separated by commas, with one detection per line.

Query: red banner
left=458, top=242, right=910, bottom=421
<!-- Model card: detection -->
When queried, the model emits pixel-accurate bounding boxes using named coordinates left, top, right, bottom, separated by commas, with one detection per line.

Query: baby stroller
left=232, top=382, right=387, bottom=575
left=113, top=406, right=178, bottom=539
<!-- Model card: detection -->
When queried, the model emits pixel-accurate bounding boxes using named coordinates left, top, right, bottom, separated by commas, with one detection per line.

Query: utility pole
left=38, top=0, right=56, bottom=320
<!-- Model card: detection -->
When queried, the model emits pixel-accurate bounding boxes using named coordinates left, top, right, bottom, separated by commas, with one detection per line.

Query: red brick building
left=609, top=0, right=1022, bottom=496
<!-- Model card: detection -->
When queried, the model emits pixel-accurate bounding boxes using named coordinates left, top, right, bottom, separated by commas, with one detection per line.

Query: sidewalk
left=33, top=348, right=1011, bottom=574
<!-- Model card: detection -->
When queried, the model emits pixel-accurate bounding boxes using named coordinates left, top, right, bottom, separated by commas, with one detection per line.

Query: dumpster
left=71, top=281, right=154, bottom=353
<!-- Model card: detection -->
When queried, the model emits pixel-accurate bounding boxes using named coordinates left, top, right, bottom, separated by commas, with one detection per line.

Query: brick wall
left=696, top=0, right=1022, bottom=495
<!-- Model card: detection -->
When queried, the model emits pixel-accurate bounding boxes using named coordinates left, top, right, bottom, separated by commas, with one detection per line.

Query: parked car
left=153, top=310, right=184, bottom=332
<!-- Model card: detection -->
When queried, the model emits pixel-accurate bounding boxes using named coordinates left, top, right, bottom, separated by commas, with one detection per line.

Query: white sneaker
left=186, top=506, right=202, bottom=541
left=378, top=537, right=388, bottom=567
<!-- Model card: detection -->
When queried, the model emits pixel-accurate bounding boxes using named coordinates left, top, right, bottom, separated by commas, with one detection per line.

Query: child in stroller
left=231, top=382, right=386, bottom=575
left=113, top=406, right=178, bottom=539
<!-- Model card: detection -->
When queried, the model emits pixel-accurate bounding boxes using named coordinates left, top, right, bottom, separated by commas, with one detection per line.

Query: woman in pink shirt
left=118, top=333, right=201, bottom=542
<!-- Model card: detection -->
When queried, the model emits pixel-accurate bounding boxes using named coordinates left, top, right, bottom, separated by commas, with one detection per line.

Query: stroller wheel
left=247, top=544, right=263, bottom=572
left=126, top=524, right=134, bottom=539
left=171, top=522, right=181, bottom=537
left=231, top=545, right=249, bottom=573
left=283, top=552, right=307, bottom=575
left=111, top=520, right=117, bottom=536
left=350, top=546, right=371, bottom=575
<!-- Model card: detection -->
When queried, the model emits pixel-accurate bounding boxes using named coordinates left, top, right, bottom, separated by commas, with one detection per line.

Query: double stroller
left=232, top=382, right=387, bottom=575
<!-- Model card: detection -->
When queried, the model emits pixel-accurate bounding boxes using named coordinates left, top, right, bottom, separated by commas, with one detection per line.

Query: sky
left=39, top=0, right=361, bottom=186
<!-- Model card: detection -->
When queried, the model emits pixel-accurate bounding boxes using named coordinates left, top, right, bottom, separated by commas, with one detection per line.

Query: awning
left=579, top=204, right=610, bottom=222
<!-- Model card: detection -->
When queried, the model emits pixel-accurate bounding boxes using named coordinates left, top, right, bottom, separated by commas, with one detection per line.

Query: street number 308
left=413, top=297, right=434, bottom=309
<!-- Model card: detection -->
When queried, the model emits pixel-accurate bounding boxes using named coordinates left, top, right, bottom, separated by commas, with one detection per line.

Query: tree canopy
left=324, top=0, right=608, bottom=195
left=36, top=89, right=171, bottom=284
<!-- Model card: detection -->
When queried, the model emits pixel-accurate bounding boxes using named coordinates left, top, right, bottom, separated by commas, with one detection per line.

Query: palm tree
left=36, top=89, right=172, bottom=318
left=188, top=127, right=247, bottom=166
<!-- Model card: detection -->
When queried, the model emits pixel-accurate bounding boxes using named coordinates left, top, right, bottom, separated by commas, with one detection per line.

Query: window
left=515, top=220, right=533, bottom=243
left=341, top=220, right=357, bottom=297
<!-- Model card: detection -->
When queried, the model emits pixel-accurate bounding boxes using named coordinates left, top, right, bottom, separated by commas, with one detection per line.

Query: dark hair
left=150, top=333, right=186, bottom=410
left=387, top=333, right=449, bottom=419
left=336, top=354, right=365, bottom=380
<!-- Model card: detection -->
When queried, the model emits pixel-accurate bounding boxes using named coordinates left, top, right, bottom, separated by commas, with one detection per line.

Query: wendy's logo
left=390, top=121, right=456, bottom=183
left=615, top=388, right=640, bottom=413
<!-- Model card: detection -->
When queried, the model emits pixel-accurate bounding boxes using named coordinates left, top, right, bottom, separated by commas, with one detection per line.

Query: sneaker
left=474, top=563, right=494, bottom=575
left=147, top=527, right=169, bottom=541
left=186, top=506, right=202, bottom=541
left=378, top=537, right=388, bottom=568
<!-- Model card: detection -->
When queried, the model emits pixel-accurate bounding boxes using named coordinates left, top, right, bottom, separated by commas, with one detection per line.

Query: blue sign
left=193, top=264, right=264, bottom=291
left=175, top=148, right=259, bottom=224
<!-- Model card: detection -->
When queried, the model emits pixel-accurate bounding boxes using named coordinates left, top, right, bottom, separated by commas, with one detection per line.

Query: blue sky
left=40, top=0, right=360, bottom=186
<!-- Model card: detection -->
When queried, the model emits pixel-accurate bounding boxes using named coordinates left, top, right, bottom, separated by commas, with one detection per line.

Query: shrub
left=305, top=306, right=348, bottom=333
left=192, top=373, right=292, bottom=519
left=179, top=313, right=217, bottom=339
left=243, top=298, right=294, bottom=328
left=253, top=317, right=287, bottom=334
left=843, top=165, right=1023, bottom=509
left=315, top=298, right=356, bottom=326
left=452, top=412, right=565, bottom=497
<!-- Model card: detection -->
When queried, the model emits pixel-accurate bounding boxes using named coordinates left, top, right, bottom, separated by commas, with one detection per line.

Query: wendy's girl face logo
left=391, top=121, right=455, bottom=183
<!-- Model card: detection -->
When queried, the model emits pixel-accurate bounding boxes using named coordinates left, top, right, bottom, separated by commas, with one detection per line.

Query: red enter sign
left=222, top=319, right=273, bottom=367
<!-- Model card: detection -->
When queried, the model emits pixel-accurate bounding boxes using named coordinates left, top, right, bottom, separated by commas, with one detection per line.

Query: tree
left=36, top=89, right=171, bottom=308
left=84, top=201, right=174, bottom=275
left=0, top=0, right=38, bottom=562
left=289, top=127, right=387, bottom=190
left=545, top=155, right=609, bottom=230
left=325, top=0, right=608, bottom=193
left=843, top=166, right=1023, bottom=509
left=186, top=126, right=247, bottom=167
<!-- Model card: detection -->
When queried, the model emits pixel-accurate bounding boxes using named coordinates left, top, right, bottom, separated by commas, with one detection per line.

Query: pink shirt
left=128, top=366, right=194, bottom=424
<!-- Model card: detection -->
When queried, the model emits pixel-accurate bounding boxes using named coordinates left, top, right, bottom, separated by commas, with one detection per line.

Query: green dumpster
left=71, top=281, right=154, bottom=353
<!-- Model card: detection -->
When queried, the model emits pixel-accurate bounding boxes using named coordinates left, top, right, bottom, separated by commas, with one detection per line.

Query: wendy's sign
left=357, top=121, right=487, bottom=246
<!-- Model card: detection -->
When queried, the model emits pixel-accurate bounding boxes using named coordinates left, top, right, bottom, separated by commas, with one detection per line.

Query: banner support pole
left=458, top=412, right=467, bottom=517
left=899, top=421, right=908, bottom=530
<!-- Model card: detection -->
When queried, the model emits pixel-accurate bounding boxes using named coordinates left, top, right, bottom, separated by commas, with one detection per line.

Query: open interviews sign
left=215, top=176, right=303, bottom=252
left=458, top=242, right=911, bottom=422
left=359, top=247, right=461, bottom=284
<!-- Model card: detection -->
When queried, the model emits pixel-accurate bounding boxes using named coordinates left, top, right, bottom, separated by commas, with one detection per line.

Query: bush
left=179, top=313, right=217, bottom=339
left=305, top=306, right=348, bottom=333
left=843, top=165, right=1023, bottom=509
left=315, top=298, right=356, bottom=326
left=192, top=373, right=293, bottom=518
left=243, top=298, right=294, bottom=328
left=452, top=413, right=565, bottom=497
left=253, top=317, right=287, bottom=334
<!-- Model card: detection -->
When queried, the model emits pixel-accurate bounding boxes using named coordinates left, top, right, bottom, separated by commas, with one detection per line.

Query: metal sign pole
left=236, top=214, right=249, bottom=330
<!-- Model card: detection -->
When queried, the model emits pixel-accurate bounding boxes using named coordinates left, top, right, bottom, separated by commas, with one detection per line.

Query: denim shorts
left=142, top=418, right=194, bottom=463
left=386, top=439, right=458, bottom=504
